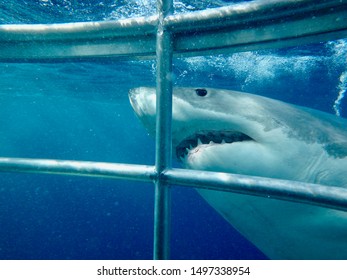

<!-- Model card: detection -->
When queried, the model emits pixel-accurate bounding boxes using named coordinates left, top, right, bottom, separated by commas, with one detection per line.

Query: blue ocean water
left=0, top=1, right=346, bottom=260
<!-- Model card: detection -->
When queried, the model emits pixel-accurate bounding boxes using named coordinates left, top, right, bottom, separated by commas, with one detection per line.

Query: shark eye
left=195, top=88, right=208, bottom=97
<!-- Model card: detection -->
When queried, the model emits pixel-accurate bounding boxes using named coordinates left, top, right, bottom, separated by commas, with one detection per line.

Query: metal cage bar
left=153, top=0, right=174, bottom=260
left=0, top=0, right=347, bottom=259
left=1, top=157, right=347, bottom=212
left=0, top=0, right=346, bottom=61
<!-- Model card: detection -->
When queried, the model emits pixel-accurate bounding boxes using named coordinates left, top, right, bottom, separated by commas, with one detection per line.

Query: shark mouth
left=176, top=130, right=254, bottom=161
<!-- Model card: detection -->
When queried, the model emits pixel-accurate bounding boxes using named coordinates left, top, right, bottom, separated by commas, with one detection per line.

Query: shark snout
left=129, top=87, right=157, bottom=117
left=128, top=88, right=142, bottom=116
left=129, top=87, right=157, bottom=134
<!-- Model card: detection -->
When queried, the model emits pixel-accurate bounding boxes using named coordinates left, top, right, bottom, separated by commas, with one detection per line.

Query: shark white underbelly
left=129, top=87, right=347, bottom=259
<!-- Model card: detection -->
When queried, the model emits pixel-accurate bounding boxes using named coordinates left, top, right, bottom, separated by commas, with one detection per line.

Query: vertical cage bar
left=153, top=0, right=173, bottom=260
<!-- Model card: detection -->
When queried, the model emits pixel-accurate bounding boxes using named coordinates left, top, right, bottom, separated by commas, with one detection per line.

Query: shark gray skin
left=129, top=87, right=347, bottom=259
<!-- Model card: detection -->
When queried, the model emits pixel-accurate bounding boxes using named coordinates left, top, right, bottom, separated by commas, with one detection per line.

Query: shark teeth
left=176, top=130, right=253, bottom=161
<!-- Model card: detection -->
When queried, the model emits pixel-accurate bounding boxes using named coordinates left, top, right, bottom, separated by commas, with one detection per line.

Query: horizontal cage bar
left=0, top=157, right=346, bottom=212
left=0, top=0, right=346, bottom=61
left=0, top=157, right=155, bottom=182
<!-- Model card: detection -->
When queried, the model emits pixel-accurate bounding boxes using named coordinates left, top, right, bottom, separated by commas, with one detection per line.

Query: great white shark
left=129, top=87, right=347, bottom=259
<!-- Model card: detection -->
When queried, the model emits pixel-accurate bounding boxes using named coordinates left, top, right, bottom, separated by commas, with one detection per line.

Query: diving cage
left=0, top=0, right=347, bottom=259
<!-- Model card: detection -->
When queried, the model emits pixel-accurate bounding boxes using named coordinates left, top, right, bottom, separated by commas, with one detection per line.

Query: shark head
left=129, top=86, right=347, bottom=184
left=129, top=86, right=347, bottom=259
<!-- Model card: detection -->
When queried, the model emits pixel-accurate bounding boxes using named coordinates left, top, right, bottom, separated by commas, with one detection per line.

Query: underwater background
left=0, top=0, right=346, bottom=260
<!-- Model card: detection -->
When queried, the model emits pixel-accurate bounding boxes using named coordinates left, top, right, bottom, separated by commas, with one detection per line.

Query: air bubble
left=333, top=71, right=347, bottom=117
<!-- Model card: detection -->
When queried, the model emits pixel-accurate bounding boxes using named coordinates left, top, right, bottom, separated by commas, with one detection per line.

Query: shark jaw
left=129, top=86, right=347, bottom=259
left=176, top=130, right=254, bottom=162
